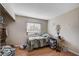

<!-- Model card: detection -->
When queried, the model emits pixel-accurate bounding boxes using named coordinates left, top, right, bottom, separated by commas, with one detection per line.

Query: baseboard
left=68, top=48, right=79, bottom=56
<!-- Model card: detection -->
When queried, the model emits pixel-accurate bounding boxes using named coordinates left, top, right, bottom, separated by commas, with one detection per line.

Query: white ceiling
left=9, top=3, right=79, bottom=20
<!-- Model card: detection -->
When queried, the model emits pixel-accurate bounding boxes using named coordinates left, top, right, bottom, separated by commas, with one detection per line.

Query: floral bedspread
left=27, top=37, right=48, bottom=50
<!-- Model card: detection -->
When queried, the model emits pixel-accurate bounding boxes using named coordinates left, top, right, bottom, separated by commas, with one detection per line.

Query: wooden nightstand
left=56, top=36, right=65, bottom=52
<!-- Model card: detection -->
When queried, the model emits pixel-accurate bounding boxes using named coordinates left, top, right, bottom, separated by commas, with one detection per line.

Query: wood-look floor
left=15, top=47, right=76, bottom=56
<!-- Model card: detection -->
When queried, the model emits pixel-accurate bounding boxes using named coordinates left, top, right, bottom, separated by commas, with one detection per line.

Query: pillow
left=41, top=33, right=50, bottom=37
left=28, top=32, right=40, bottom=37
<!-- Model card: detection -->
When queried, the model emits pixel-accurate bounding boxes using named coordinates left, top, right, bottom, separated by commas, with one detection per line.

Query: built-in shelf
left=0, top=4, right=15, bottom=46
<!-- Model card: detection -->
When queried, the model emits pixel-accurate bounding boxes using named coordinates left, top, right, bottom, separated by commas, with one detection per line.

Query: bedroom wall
left=6, top=15, right=48, bottom=46
left=48, top=7, right=79, bottom=55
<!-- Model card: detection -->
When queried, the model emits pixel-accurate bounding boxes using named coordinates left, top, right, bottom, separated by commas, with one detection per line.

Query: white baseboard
left=68, top=49, right=79, bottom=56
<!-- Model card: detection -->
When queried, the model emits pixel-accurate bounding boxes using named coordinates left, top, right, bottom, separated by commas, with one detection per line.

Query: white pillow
left=42, top=33, right=49, bottom=37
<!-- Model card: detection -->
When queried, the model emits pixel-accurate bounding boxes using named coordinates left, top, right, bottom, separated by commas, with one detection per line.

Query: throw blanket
left=0, top=46, right=15, bottom=56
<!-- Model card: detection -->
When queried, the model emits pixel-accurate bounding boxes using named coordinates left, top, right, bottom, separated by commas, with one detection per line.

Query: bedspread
left=27, top=36, right=48, bottom=50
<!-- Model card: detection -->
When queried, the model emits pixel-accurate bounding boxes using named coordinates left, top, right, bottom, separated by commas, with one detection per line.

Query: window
left=26, top=23, right=41, bottom=33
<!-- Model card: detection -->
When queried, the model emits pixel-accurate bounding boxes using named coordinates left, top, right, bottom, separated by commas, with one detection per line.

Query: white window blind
left=26, top=23, right=41, bottom=33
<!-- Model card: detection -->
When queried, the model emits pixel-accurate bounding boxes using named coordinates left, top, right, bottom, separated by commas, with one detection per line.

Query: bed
left=26, top=33, right=49, bottom=50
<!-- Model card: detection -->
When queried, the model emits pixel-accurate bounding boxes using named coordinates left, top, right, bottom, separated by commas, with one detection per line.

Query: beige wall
left=48, top=7, right=79, bottom=55
left=6, top=15, right=48, bottom=46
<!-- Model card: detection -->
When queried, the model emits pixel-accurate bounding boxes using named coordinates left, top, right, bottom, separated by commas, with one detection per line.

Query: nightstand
left=56, top=36, right=65, bottom=51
